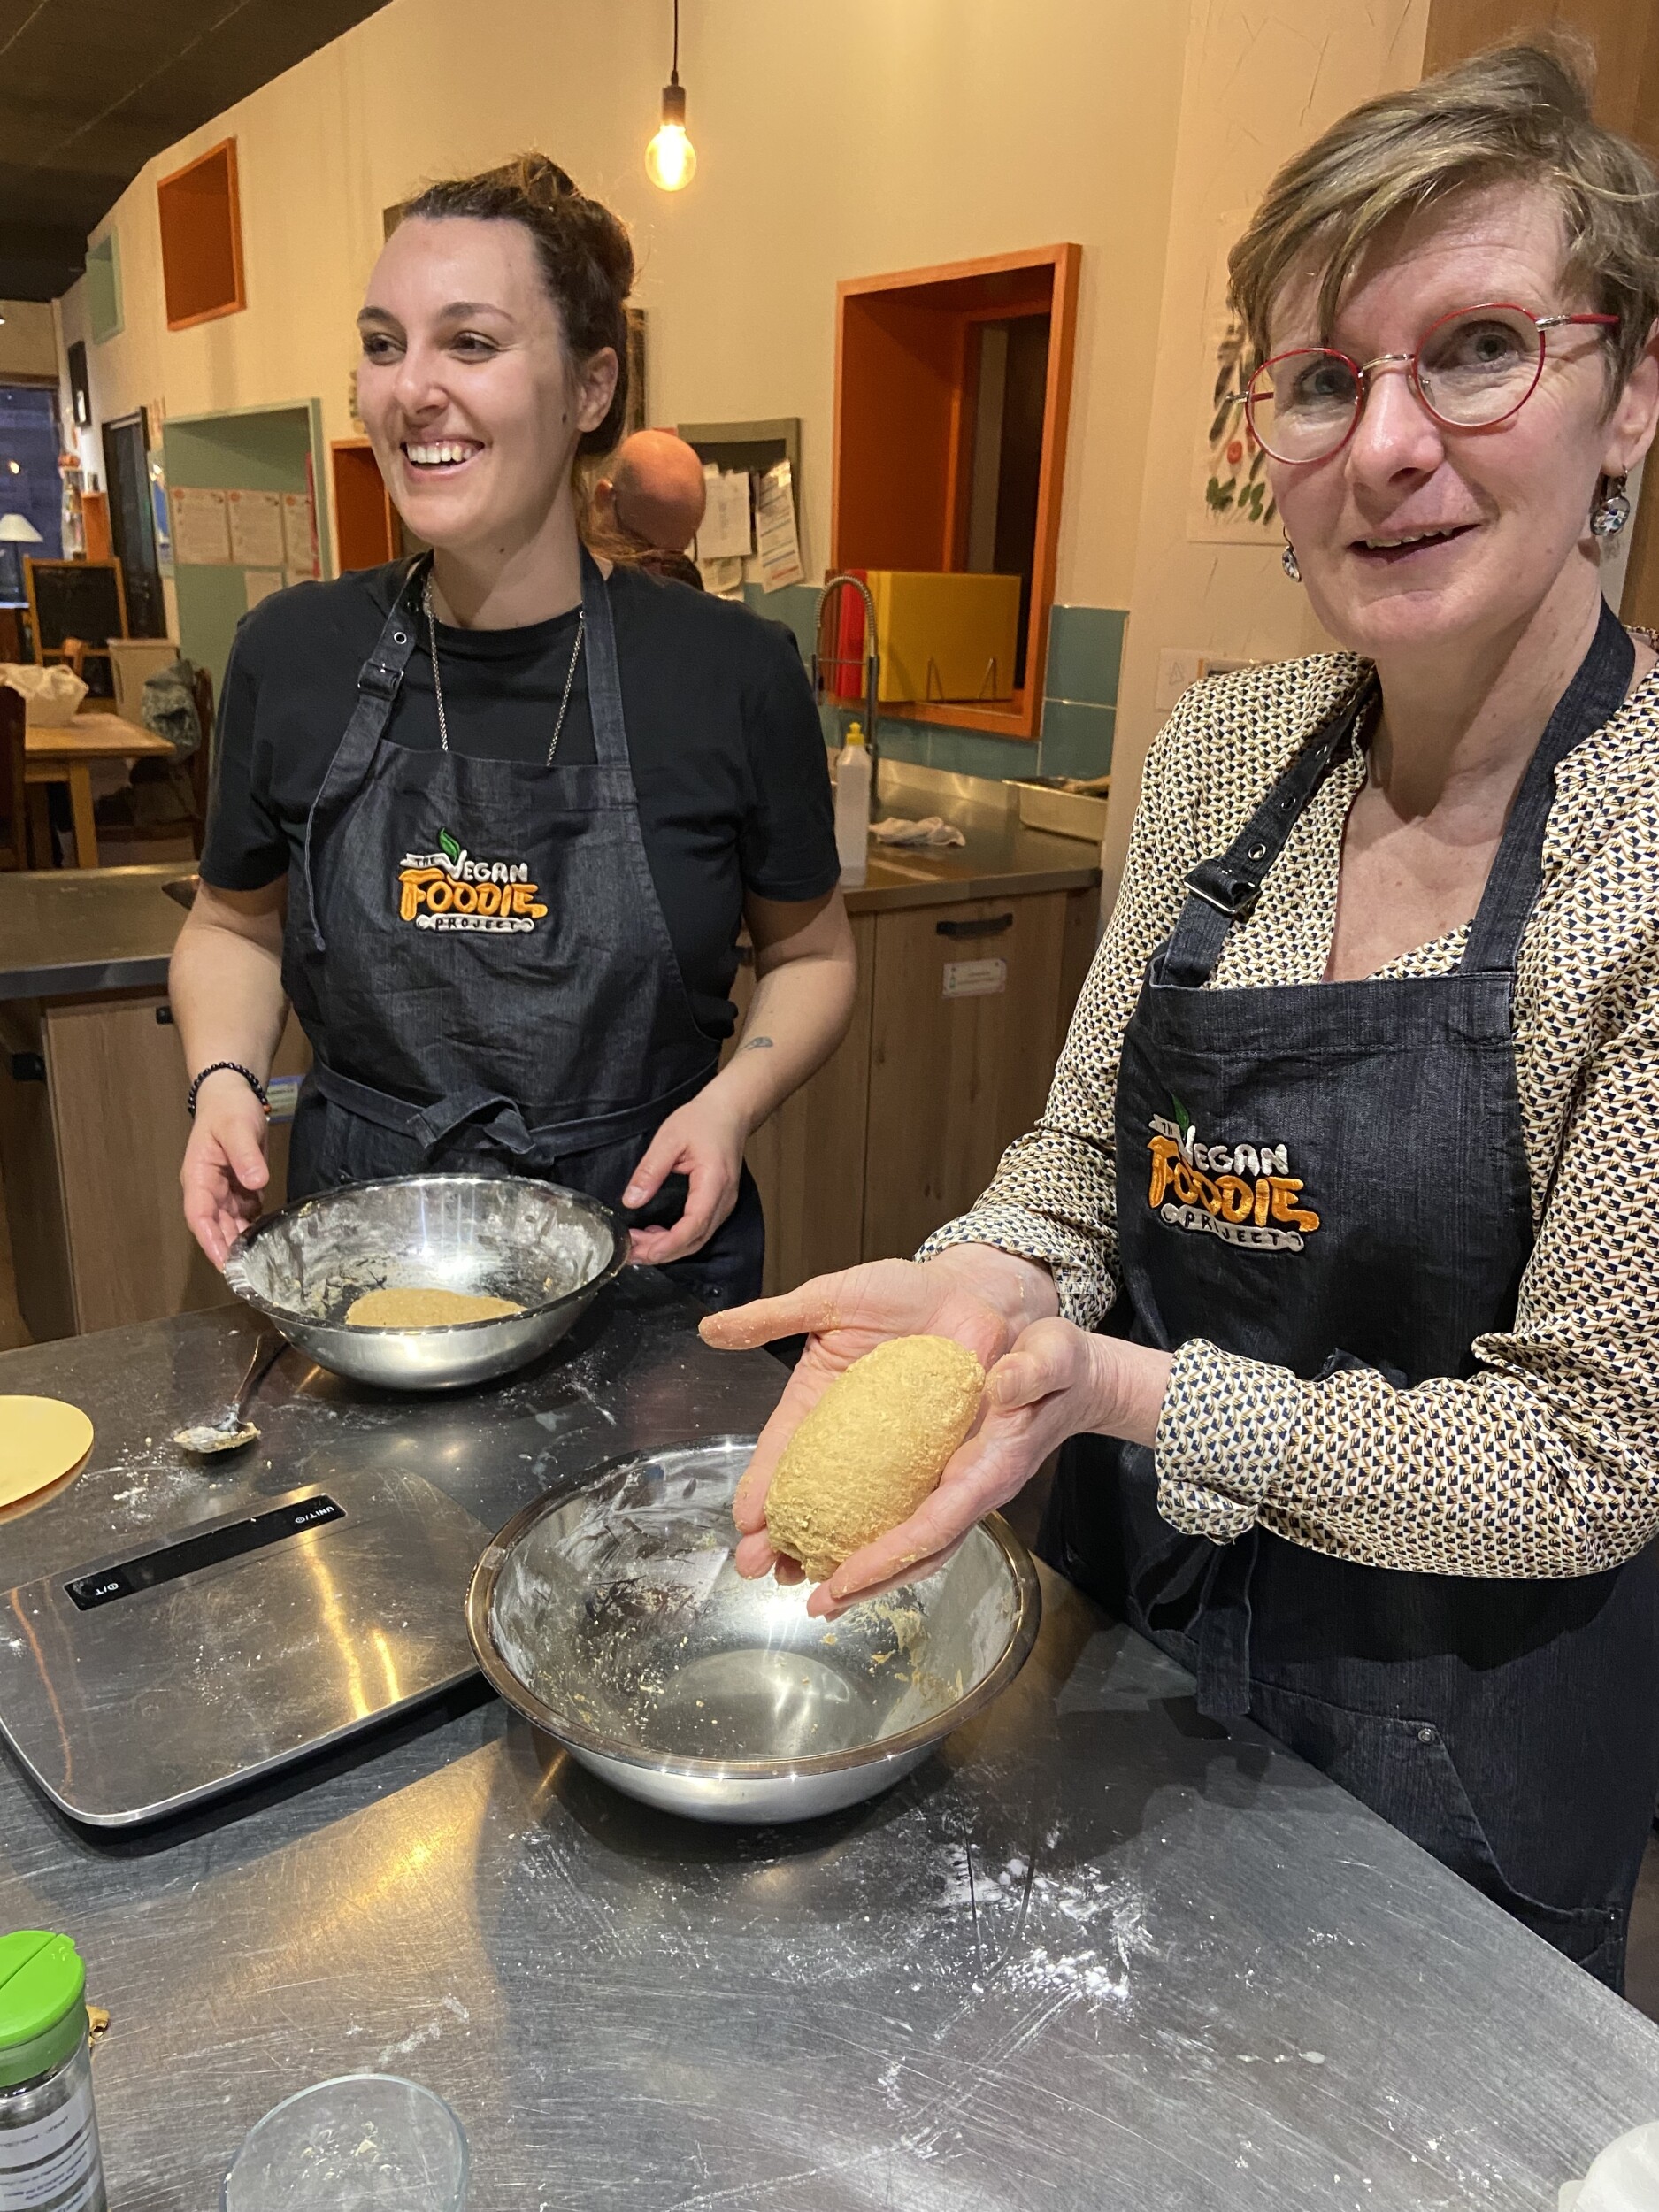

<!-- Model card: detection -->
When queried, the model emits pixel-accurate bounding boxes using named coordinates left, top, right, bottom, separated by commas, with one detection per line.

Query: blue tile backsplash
left=746, top=584, right=1126, bottom=786
left=1044, top=605, right=1125, bottom=713
left=1037, top=697, right=1116, bottom=780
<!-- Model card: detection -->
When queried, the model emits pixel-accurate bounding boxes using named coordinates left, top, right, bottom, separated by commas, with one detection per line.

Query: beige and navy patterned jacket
left=922, top=649, right=1659, bottom=1579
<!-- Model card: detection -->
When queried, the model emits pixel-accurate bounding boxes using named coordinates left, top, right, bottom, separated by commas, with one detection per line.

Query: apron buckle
left=357, top=658, right=400, bottom=702
left=1184, top=863, right=1260, bottom=920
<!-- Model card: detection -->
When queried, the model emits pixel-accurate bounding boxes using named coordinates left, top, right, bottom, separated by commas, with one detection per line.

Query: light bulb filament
left=646, top=119, right=696, bottom=191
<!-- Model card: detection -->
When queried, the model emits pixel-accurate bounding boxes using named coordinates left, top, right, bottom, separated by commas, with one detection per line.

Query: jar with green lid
left=0, top=1932, right=106, bottom=2212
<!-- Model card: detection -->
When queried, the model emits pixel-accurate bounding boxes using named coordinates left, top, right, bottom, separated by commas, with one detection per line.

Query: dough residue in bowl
left=344, top=1286, right=524, bottom=1329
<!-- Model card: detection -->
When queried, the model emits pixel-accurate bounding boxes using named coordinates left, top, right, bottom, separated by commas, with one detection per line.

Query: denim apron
left=1045, top=599, right=1659, bottom=1985
left=281, top=550, right=763, bottom=1310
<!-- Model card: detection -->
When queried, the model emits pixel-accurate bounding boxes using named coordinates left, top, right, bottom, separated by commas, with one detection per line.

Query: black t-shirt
left=201, top=561, right=838, bottom=1034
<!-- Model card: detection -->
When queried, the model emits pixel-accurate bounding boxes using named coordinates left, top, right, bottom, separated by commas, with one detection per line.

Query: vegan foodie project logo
left=396, top=830, right=548, bottom=933
left=1147, top=1097, right=1321, bottom=1252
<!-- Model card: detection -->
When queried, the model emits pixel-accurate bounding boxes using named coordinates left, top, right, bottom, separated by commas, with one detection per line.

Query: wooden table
left=24, top=710, right=174, bottom=868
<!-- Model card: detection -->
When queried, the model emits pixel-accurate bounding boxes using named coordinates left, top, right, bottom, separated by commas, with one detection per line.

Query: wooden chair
left=0, top=683, right=27, bottom=870
left=88, top=659, right=213, bottom=861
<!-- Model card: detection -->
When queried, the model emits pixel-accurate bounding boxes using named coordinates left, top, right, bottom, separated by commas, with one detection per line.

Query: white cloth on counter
left=869, top=815, right=966, bottom=849
left=1560, top=2121, right=1659, bottom=2208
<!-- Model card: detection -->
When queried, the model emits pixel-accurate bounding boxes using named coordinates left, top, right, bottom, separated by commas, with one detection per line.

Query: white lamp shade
left=0, top=513, right=43, bottom=543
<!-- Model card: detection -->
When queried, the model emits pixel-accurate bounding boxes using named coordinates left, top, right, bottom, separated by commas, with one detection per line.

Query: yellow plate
left=0, top=1396, right=95, bottom=1508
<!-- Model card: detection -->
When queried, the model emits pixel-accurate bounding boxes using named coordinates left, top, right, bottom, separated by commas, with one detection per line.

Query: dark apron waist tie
left=310, top=1056, right=712, bottom=1164
left=1193, top=1533, right=1259, bottom=1721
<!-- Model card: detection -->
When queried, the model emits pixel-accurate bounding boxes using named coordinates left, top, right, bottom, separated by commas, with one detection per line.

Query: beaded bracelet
left=187, top=1062, right=271, bottom=1119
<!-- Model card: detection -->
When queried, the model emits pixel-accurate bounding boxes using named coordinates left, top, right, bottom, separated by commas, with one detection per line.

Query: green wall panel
left=162, top=401, right=331, bottom=703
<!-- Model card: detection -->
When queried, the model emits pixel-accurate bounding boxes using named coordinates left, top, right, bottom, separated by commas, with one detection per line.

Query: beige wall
left=58, top=0, right=1440, bottom=848
left=0, top=301, right=60, bottom=382
left=62, top=0, right=1190, bottom=611
left=1101, top=0, right=1432, bottom=899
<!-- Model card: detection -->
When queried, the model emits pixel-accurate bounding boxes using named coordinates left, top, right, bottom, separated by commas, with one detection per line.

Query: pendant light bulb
left=646, top=80, right=695, bottom=191
left=646, top=1, right=695, bottom=191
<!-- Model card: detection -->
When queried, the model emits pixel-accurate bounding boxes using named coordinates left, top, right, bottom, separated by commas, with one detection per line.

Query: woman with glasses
left=706, top=42, right=1659, bottom=1985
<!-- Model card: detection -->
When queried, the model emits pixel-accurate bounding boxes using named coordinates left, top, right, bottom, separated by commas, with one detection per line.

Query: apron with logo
left=281, top=550, right=763, bottom=1310
left=1044, top=600, right=1659, bottom=1985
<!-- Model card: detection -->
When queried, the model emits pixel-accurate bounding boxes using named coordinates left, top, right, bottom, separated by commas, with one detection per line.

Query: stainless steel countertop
left=844, top=758, right=1102, bottom=913
left=2, top=1272, right=1655, bottom=2210
left=0, top=861, right=188, bottom=999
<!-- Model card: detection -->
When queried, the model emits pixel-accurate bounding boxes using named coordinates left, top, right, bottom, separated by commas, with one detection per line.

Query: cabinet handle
left=936, top=913, right=1014, bottom=940
left=155, top=1002, right=174, bottom=1025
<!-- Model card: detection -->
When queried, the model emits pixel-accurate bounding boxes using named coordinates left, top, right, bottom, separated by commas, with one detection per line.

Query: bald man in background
left=590, top=429, right=707, bottom=587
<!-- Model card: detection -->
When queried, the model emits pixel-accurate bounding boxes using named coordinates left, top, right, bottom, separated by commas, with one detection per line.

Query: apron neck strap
left=1162, top=600, right=1634, bottom=991
left=1460, top=595, right=1634, bottom=972
left=1162, top=672, right=1378, bottom=990
left=356, top=556, right=430, bottom=702
left=579, top=545, right=628, bottom=769
left=298, top=561, right=431, bottom=954
left=360, top=548, right=623, bottom=764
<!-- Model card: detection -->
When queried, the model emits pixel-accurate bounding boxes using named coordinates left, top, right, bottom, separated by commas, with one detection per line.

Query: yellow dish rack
left=864, top=571, right=1022, bottom=704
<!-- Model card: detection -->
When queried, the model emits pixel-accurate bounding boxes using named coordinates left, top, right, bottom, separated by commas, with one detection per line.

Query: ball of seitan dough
left=764, top=1335, right=986, bottom=1583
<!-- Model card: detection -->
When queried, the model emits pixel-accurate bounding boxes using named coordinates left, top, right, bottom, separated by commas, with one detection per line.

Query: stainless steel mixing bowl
left=467, top=1436, right=1042, bottom=1822
left=224, top=1173, right=626, bottom=1391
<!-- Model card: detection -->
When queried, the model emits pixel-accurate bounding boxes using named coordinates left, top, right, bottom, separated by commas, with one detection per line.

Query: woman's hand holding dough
left=699, top=1247, right=1059, bottom=1610
left=810, top=1318, right=1176, bottom=1617
left=180, top=1071, right=271, bottom=1270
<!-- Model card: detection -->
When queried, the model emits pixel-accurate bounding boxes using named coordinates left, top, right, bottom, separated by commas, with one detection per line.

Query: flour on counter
left=374, top=1995, right=469, bottom=2070
left=934, top=1846, right=1156, bottom=2010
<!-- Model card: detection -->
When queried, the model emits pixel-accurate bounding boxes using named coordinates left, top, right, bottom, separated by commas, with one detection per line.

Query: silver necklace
left=423, top=576, right=586, bottom=769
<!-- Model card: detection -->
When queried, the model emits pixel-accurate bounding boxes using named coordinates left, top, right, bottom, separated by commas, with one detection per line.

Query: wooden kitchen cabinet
left=733, top=885, right=1095, bottom=1297
left=0, top=992, right=309, bottom=1340
left=863, top=891, right=1070, bottom=1263
left=738, top=914, right=874, bottom=1298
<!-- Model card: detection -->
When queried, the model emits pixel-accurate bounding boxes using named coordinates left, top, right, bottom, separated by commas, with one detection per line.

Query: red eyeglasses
left=1244, top=302, right=1620, bottom=464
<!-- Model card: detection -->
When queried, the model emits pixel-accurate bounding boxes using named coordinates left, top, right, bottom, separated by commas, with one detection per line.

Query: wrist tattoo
left=737, top=1035, right=775, bottom=1055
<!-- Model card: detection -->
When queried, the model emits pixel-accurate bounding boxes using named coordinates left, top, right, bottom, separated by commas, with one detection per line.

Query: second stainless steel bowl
left=468, top=1436, right=1042, bottom=1822
left=224, top=1172, right=626, bottom=1390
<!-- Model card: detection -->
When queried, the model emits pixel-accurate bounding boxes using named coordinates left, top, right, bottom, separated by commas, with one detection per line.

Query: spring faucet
left=812, top=572, right=881, bottom=803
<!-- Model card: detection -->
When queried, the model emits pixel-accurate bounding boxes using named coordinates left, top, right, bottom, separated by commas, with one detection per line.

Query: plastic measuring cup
left=222, top=2075, right=467, bottom=2212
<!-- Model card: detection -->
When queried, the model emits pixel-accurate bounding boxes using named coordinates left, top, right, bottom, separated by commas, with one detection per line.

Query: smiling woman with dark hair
left=168, top=155, right=854, bottom=1310
left=707, top=42, right=1659, bottom=1987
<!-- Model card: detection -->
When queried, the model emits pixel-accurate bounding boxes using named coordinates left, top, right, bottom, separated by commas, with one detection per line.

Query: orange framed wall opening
left=831, top=243, right=1081, bottom=741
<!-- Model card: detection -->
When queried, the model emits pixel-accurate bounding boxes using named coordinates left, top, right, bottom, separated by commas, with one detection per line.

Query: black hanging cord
left=672, top=0, right=680, bottom=86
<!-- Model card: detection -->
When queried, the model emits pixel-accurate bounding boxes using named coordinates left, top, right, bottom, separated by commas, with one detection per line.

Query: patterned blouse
left=921, top=647, right=1659, bottom=1580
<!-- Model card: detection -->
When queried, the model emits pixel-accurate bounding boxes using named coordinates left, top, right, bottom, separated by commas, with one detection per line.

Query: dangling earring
left=1591, top=472, right=1632, bottom=540
left=1281, top=532, right=1302, bottom=582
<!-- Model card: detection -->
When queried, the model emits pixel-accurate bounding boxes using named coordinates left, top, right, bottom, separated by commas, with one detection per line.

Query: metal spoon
left=173, top=1330, right=287, bottom=1458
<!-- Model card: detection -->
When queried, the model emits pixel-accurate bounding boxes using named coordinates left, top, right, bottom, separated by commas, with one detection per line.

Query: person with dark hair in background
left=170, top=155, right=853, bottom=1308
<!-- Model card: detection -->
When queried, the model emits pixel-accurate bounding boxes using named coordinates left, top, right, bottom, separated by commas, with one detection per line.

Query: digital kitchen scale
left=0, top=1468, right=492, bottom=1825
